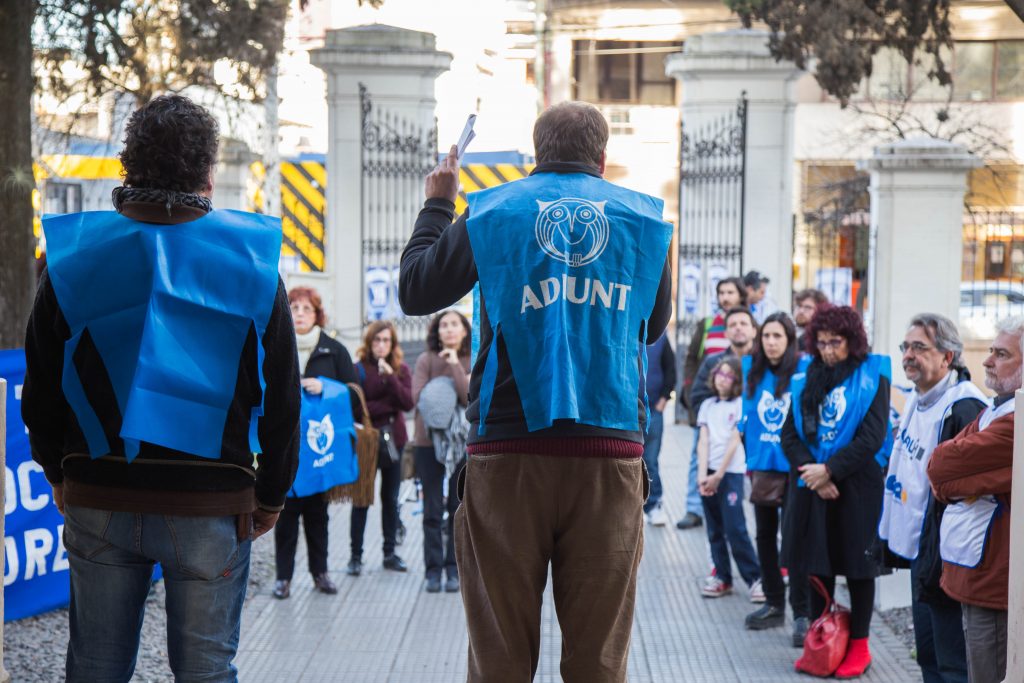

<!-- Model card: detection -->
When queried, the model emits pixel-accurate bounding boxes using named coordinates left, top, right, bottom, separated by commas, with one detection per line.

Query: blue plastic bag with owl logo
left=466, top=172, right=672, bottom=433
left=740, top=354, right=810, bottom=472
left=291, top=377, right=358, bottom=498
left=790, top=354, right=893, bottom=469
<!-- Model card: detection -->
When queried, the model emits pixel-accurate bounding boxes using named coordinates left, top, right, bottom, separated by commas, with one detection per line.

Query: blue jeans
left=911, top=559, right=968, bottom=683
left=701, top=472, right=761, bottom=586
left=63, top=504, right=252, bottom=683
left=686, top=427, right=703, bottom=517
left=642, top=410, right=664, bottom=513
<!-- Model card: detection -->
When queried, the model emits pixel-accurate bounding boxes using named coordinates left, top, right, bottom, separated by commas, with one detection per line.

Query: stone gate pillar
left=858, top=139, right=980, bottom=385
left=310, top=25, right=451, bottom=347
left=666, top=29, right=803, bottom=310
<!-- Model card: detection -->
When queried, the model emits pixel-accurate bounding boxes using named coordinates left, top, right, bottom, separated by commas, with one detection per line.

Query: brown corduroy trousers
left=454, top=452, right=648, bottom=683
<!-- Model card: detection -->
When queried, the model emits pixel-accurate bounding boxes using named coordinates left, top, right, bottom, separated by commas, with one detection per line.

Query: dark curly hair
left=804, top=305, right=869, bottom=361
left=119, top=94, right=219, bottom=193
left=426, top=310, right=472, bottom=357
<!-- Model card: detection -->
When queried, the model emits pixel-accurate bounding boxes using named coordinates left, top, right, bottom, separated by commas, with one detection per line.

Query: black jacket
left=303, top=331, right=357, bottom=385
left=781, top=367, right=890, bottom=579
left=22, top=270, right=301, bottom=514
left=399, top=162, right=673, bottom=445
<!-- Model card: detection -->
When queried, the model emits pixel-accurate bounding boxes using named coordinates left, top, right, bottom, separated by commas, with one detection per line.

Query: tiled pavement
left=235, top=411, right=922, bottom=682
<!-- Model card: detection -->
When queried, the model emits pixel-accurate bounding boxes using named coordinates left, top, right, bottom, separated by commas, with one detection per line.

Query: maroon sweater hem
left=467, top=437, right=642, bottom=459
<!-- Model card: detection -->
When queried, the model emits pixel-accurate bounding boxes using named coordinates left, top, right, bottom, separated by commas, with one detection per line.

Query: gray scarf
left=112, top=186, right=213, bottom=216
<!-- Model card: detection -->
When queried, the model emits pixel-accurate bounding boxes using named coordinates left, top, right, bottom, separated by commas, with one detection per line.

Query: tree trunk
left=0, top=0, right=36, bottom=350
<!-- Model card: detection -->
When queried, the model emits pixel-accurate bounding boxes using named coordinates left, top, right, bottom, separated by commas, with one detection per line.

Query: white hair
left=996, top=315, right=1024, bottom=355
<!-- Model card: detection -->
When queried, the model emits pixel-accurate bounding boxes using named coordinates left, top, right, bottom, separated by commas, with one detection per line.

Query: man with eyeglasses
left=793, top=288, right=828, bottom=349
left=929, top=316, right=1023, bottom=683
left=879, top=314, right=986, bottom=683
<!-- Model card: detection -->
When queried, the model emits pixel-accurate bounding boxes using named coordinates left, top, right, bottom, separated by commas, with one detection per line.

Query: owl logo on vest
left=818, top=386, right=847, bottom=429
left=307, top=414, right=335, bottom=456
left=757, top=391, right=790, bottom=432
left=535, top=198, right=610, bottom=267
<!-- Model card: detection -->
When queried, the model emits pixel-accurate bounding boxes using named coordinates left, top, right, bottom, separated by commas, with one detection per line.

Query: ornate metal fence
left=960, top=209, right=1024, bottom=339
left=792, top=172, right=871, bottom=313
left=360, top=83, right=437, bottom=345
left=674, top=94, right=747, bottom=378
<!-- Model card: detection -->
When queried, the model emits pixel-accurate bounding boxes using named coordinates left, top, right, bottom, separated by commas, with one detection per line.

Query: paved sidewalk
left=235, top=414, right=922, bottom=682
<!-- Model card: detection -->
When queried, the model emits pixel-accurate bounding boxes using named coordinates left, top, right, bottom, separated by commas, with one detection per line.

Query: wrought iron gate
left=793, top=170, right=870, bottom=314
left=674, top=94, right=748, bottom=371
left=360, top=83, right=436, bottom=345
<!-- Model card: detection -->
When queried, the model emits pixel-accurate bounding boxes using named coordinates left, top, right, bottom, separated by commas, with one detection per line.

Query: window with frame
left=572, top=40, right=681, bottom=106
left=858, top=40, right=1024, bottom=102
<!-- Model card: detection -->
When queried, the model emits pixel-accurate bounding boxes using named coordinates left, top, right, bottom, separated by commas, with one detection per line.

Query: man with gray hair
left=400, top=102, right=673, bottom=682
left=879, top=313, right=986, bottom=683
left=929, top=315, right=1023, bottom=683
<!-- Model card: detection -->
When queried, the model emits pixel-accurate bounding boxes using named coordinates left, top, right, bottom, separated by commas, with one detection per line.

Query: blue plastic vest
left=790, top=354, right=893, bottom=468
left=292, top=378, right=358, bottom=497
left=740, top=355, right=811, bottom=472
left=466, top=172, right=672, bottom=434
left=43, top=209, right=282, bottom=461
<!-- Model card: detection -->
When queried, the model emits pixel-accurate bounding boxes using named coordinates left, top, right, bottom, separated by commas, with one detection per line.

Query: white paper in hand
left=456, top=114, right=477, bottom=160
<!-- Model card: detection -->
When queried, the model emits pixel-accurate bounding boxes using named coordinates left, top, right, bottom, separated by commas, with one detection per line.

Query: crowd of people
left=641, top=275, right=1018, bottom=683
left=17, top=93, right=1019, bottom=683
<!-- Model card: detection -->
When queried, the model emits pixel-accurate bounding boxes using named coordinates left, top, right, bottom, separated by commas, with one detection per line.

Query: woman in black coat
left=272, top=287, right=357, bottom=600
left=781, top=305, right=889, bottom=679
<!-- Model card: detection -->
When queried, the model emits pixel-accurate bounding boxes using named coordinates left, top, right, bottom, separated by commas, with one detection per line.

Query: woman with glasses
left=782, top=305, right=892, bottom=679
left=273, top=287, right=357, bottom=600
left=740, top=312, right=812, bottom=647
left=348, top=320, right=414, bottom=576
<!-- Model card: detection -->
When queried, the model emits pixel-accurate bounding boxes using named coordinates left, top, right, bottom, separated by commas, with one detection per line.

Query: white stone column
left=212, top=139, right=257, bottom=211
left=666, top=29, right=803, bottom=310
left=310, top=25, right=451, bottom=347
left=1008, top=390, right=1024, bottom=683
left=858, top=140, right=981, bottom=385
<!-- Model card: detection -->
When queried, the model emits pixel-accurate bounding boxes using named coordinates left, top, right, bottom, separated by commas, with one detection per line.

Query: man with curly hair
left=22, top=94, right=300, bottom=681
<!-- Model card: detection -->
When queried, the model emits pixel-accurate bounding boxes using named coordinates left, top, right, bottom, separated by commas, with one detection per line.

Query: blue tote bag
left=292, top=377, right=358, bottom=497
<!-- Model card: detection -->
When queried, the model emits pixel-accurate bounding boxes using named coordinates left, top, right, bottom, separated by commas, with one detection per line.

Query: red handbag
left=795, top=576, right=851, bottom=677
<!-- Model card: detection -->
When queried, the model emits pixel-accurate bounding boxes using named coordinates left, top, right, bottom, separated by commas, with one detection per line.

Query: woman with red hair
left=272, top=287, right=357, bottom=600
left=782, top=306, right=892, bottom=678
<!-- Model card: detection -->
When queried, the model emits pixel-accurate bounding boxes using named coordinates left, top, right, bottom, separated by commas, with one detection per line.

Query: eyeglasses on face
left=899, top=341, right=934, bottom=354
left=290, top=304, right=315, bottom=314
left=713, top=369, right=736, bottom=379
left=816, top=338, right=845, bottom=350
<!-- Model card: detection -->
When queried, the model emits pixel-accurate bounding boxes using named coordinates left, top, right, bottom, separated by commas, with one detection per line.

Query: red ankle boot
left=834, top=638, right=871, bottom=679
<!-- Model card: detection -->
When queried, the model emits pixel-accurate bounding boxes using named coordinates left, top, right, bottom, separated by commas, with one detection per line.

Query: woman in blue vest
left=273, top=287, right=357, bottom=599
left=740, top=312, right=811, bottom=645
left=782, top=305, right=891, bottom=679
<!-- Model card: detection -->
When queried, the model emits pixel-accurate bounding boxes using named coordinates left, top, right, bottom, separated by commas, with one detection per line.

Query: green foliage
left=725, top=0, right=955, bottom=106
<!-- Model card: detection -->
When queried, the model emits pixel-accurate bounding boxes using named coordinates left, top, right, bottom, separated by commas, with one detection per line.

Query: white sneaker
left=702, top=575, right=733, bottom=598
left=749, top=578, right=766, bottom=603
left=649, top=505, right=669, bottom=527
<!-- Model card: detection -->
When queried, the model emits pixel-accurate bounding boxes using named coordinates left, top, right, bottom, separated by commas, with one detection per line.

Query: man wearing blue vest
left=21, top=95, right=301, bottom=682
left=401, top=102, right=672, bottom=682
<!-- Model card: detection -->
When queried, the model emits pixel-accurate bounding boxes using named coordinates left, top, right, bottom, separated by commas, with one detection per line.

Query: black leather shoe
left=792, top=616, right=810, bottom=647
left=272, top=579, right=290, bottom=599
left=313, top=573, right=338, bottom=594
left=676, top=512, right=703, bottom=530
left=425, top=576, right=442, bottom=593
left=745, top=604, right=785, bottom=630
left=346, top=556, right=363, bottom=577
left=445, top=575, right=460, bottom=593
left=382, top=553, right=407, bottom=572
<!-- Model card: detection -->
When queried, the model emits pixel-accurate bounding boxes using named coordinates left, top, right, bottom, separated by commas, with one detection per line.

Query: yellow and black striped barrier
left=34, top=154, right=533, bottom=272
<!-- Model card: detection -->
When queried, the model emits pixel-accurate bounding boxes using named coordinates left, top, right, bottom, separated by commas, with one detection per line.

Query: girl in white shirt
left=697, top=355, right=763, bottom=600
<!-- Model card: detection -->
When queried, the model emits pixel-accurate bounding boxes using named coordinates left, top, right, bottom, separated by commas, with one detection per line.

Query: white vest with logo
left=878, top=377, right=985, bottom=560
left=938, top=398, right=1013, bottom=568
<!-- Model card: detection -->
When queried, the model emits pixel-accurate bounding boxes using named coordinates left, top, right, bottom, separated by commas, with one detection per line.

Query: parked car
left=960, top=280, right=1024, bottom=339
